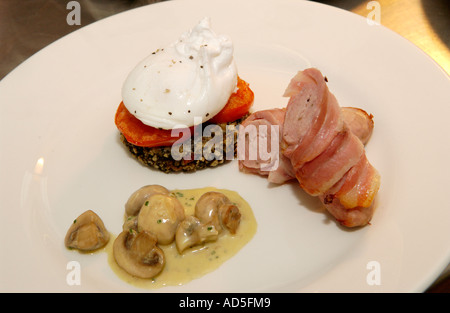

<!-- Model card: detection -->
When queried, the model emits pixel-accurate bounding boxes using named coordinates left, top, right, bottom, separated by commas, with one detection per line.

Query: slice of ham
left=288, top=90, right=344, bottom=169
left=319, top=153, right=380, bottom=227
left=331, top=154, right=380, bottom=209
left=238, top=106, right=373, bottom=185
left=237, top=108, right=295, bottom=184
left=294, top=127, right=364, bottom=196
left=237, top=67, right=380, bottom=228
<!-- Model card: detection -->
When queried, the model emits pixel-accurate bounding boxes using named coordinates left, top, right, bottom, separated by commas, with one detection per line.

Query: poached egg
left=121, top=17, right=238, bottom=130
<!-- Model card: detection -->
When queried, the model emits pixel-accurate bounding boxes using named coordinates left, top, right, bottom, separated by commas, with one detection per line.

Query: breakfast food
left=238, top=106, right=374, bottom=184
left=64, top=210, right=110, bottom=251
left=115, top=18, right=254, bottom=173
left=65, top=185, right=256, bottom=288
left=238, top=68, right=380, bottom=227
left=114, top=186, right=242, bottom=279
left=113, top=230, right=165, bottom=279
left=111, top=185, right=257, bottom=288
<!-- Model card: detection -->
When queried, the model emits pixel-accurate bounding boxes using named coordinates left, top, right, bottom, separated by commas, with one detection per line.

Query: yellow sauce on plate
left=107, top=187, right=257, bottom=289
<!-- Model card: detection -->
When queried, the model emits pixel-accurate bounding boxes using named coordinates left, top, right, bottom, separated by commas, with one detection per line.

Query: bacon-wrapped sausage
left=238, top=68, right=380, bottom=227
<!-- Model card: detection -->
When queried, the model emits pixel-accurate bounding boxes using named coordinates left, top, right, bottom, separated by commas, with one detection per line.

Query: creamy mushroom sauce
left=107, top=187, right=257, bottom=289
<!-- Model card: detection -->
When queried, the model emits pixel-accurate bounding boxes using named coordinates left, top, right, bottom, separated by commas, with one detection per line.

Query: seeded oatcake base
left=119, top=115, right=248, bottom=173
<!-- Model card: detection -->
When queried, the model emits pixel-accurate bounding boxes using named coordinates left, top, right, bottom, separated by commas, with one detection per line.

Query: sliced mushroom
left=137, top=194, right=185, bottom=245
left=195, top=191, right=241, bottom=234
left=113, top=230, right=165, bottom=279
left=125, top=185, right=170, bottom=217
left=65, top=210, right=110, bottom=251
left=175, top=216, right=219, bottom=253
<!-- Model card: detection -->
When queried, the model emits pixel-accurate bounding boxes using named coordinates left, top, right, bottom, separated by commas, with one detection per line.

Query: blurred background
left=0, top=0, right=449, bottom=80
left=0, top=0, right=448, bottom=292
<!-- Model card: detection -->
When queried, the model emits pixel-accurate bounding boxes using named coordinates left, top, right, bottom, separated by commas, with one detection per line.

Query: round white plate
left=1, top=0, right=449, bottom=292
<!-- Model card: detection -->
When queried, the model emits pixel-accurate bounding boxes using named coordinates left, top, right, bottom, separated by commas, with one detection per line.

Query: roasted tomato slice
left=115, top=102, right=193, bottom=147
left=115, top=77, right=253, bottom=147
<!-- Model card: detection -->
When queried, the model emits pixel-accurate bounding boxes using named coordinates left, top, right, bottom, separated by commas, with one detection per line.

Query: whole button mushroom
left=137, top=194, right=185, bottom=245
left=125, top=185, right=170, bottom=217
left=195, top=191, right=241, bottom=234
left=113, top=230, right=165, bottom=279
left=65, top=210, right=110, bottom=251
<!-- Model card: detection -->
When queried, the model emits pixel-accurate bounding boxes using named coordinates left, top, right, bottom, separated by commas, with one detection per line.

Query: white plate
left=1, top=0, right=449, bottom=292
